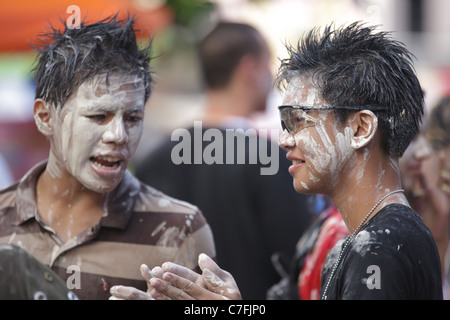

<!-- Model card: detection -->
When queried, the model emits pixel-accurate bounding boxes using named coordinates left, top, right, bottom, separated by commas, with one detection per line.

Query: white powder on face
left=306, top=87, right=318, bottom=105
left=293, top=115, right=355, bottom=189
left=284, top=76, right=322, bottom=107
left=46, top=73, right=145, bottom=193
left=281, top=75, right=377, bottom=192
left=278, top=130, right=295, bottom=147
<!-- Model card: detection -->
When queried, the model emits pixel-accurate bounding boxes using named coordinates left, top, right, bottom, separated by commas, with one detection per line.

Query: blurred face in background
left=399, top=133, right=432, bottom=197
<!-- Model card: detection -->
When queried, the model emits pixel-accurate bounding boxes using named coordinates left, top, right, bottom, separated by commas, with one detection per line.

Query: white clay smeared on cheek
left=294, top=119, right=355, bottom=188
left=278, top=130, right=296, bottom=147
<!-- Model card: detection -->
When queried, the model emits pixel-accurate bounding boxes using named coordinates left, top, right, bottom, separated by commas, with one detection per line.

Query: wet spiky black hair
left=32, top=14, right=153, bottom=110
left=275, top=22, right=424, bottom=158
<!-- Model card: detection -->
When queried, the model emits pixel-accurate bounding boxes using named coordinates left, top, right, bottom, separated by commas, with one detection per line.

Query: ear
left=33, top=99, right=54, bottom=136
left=349, top=110, right=378, bottom=150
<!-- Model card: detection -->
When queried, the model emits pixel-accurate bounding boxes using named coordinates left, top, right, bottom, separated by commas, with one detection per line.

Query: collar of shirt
left=15, top=160, right=140, bottom=230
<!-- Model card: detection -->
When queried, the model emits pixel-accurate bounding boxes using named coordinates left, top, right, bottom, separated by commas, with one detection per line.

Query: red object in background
left=298, top=206, right=348, bottom=300
left=0, top=0, right=174, bottom=181
left=0, top=0, right=174, bottom=52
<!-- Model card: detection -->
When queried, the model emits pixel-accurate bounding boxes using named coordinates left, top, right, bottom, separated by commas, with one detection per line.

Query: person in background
left=0, top=15, right=215, bottom=300
left=424, top=95, right=450, bottom=298
left=134, top=21, right=313, bottom=299
left=0, top=153, right=14, bottom=189
left=399, top=117, right=448, bottom=280
left=266, top=196, right=348, bottom=300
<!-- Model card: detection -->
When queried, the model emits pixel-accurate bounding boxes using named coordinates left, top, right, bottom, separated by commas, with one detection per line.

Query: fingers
left=149, top=263, right=200, bottom=300
left=118, top=254, right=241, bottom=300
left=201, top=268, right=242, bottom=300
left=158, top=262, right=201, bottom=283
left=198, top=254, right=242, bottom=299
left=198, top=253, right=232, bottom=282
left=149, top=254, right=240, bottom=300
left=140, top=264, right=153, bottom=283
left=198, top=253, right=219, bottom=272
left=150, top=274, right=195, bottom=300
left=109, top=285, right=154, bottom=300
left=150, top=270, right=227, bottom=300
left=202, top=268, right=227, bottom=288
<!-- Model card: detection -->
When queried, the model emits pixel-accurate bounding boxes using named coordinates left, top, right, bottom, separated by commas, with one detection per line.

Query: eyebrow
left=85, top=103, right=145, bottom=113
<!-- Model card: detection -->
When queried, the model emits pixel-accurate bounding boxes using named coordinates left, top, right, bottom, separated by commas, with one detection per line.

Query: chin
left=79, top=175, right=123, bottom=194
left=294, top=181, right=312, bottom=195
left=294, top=178, right=326, bottom=195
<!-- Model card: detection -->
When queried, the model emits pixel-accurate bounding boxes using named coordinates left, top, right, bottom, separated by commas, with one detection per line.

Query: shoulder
left=0, top=183, right=19, bottom=208
left=135, top=183, right=216, bottom=267
left=136, top=182, right=203, bottom=215
left=0, top=182, right=21, bottom=226
left=357, top=204, right=436, bottom=252
left=339, top=204, right=442, bottom=299
left=349, top=204, right=438, bottom=263
left=133, top=181, right=212, bottom=235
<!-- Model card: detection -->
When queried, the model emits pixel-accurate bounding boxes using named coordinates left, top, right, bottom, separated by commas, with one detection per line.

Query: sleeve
left=339, top=239, right=414, bottom=300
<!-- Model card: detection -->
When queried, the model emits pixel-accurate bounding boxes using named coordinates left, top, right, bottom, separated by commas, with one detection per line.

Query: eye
left=125, top=107, right=144, bottom=123
left=291, top=110, right=307, bottom=126
left=86, top=114, right=106, bottom=121
left=293, top=115, right=306, bottom=123
left=125, top=113, right=143, bottom=124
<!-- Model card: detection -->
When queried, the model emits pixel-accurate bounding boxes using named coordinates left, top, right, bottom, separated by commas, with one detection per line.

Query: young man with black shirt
left=110, top=22, right=443, bottom=300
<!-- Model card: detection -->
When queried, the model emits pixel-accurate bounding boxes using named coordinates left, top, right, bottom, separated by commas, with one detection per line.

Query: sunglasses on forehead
left=278, top=104, right=389, bottom=134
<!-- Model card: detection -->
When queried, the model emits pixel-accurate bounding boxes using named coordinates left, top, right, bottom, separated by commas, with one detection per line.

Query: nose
left=102, top=117, right=128, bottom=145
left=278, top=129, right=296, bottom=150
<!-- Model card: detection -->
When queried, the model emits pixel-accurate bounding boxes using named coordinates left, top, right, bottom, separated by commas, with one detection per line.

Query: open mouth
left=90, top=156, right=122, bottom=170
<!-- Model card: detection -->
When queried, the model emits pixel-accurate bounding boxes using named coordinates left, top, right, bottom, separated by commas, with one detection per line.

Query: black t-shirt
left=321, top=203, right=443, bottom=300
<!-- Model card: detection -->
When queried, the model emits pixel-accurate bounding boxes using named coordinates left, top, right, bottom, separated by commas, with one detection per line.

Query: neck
left=36, top=161, right=107, bottom=242
left=330, top=153, right=409, bottom=233
left=201, top=86, right=257, bottom=125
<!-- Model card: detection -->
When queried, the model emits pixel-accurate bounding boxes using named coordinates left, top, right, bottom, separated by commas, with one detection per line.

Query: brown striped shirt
left=0, top=161, right=216, bottom=300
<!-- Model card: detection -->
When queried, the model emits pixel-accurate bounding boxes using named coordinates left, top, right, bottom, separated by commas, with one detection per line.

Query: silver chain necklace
left=321, top=189, right=404, bottom=300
